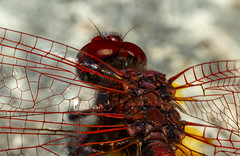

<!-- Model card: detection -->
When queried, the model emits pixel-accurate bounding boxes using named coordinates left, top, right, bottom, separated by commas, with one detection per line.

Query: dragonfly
left=0, top=27, right=239, bottom=156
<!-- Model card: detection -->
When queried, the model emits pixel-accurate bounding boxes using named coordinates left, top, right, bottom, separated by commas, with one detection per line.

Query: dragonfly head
left=80, top=33, right=147, bottom=70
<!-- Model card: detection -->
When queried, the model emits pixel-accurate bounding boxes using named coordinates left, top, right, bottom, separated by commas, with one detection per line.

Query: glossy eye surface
left=79, top=34, right=147, bottom=69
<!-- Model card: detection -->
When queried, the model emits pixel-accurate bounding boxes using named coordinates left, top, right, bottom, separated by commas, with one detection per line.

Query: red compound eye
left=81, top=35, right=122, bottom=60
left=91, top=35, right=102, bottom=41
left=80, top=34, right=147, bottom=67
left=121, top=41, right=147, bottom=65
left=107, top=35, right=121, bottom=42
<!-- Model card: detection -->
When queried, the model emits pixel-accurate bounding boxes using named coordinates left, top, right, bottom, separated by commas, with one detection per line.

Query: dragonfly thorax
left=110, top=69, right=186, bottom=155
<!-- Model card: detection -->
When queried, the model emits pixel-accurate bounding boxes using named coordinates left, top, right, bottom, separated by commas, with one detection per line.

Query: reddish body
left=0, top=27, right=240, bottom=156
left=118, top=69, right=184, bottom=156
left=77, top=35, right=184, bottom=155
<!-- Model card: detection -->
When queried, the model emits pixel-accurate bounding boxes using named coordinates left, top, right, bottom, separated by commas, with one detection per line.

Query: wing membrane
left=175, top=121, right=240, bottom=156
left=0, top=27, right=130, bottom=155
left=170, top=60, right=240, bottom=155
left=0, top=27, right=124, bottom=92
left=169, top=60, right=240, bottom=129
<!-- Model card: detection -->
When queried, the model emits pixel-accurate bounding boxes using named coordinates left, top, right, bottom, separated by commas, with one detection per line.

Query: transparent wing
left=0, top=27, right=124, bottom=91
left=0, top=27, right=130, bottom=155
left=169, top=60, right=240, bottom=155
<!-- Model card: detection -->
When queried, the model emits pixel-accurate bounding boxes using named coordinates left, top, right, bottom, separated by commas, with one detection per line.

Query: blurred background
left=0, top=0, right=239, bottom=78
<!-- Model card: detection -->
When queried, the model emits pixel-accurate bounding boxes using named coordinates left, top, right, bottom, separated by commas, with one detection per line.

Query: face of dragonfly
left=0, top=27, right=240, bottom=156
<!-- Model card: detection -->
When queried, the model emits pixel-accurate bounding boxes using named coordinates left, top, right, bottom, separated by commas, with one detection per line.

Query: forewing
left=0, top=27, right=129, bottom=155
left=0, top=27, right=124, bottom=91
